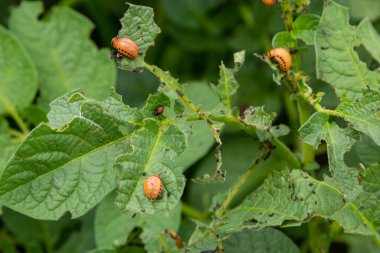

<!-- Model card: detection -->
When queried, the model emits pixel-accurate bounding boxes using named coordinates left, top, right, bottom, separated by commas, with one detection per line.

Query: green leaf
left=116, top=3, right=161, bottom=71
left=95, top=193, right=139, bottom=249
left=272, top=32, right=295, bottom=49
left=115, top=119, right=186, bottom=214
left=47, top=91, right=85, bottom=129
left=95, top=193, right=181, bottom=252
left=233, top=50, right=246, bottom=72
left=363, top=165, right=380, bottom=197
left=140, top=203, right=181, bottom=252
left=323, top=123, right=362, bottom=200
left=9, top=2, right=115, bottom=108
left=270, top=124, right=290, bottom=138
left=355, top=135, right=380, bottom=166
left=357, top=18, right=380, bottom=63
left=21, top=105, right=48, bottom=126
left=291, top=14, right=320, bottom=45
left=314, top=1, right=380, bottom=100
left=0, top=119, right=17, bottom=175
left=219, top=170, right=380, bottom=242
left=213, top=51, right=245, bottom=114
left=299, top=112, right=329, bottom=148
left=141, top=92, right=171, bottom=119
left=300, top=113, right=362, bottom=200
left=0, top=26, right=37, bottom=114
left=174, top=99, right=185, bottom=115
left=186, top=225, right=217, bottom=252
left=86, top=250, right=115, bottom=253
left=242, top=106, right=276, bottom=141
left=0, top=93, right=137, bottom=220
left=347, top=0, right=380, bottom=21
left=335, top=90, right=380, bottom=146
left=223, top=228, right=300, bottom=253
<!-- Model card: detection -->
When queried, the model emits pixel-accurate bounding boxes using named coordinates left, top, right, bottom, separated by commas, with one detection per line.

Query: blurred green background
left=0, top=0, right=379, bottom=252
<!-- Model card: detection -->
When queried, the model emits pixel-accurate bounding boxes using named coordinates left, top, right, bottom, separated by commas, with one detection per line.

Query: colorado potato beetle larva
left=111, top=37, right=139, bottom=59
left=262, top=0, right=277, bottom=6
left=267, top=48, right=292, bottom=72
left=143, top=175, right=163, bottom=201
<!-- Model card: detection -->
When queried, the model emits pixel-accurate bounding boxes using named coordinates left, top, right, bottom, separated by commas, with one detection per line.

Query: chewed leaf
left=219, top=170, right=380, bottom=243
left=116, top=3, right=161, bottom=71
left=357, top=18, right=380, bottom=63
left=315, top=1, right=380, bottom=100
left=336, top=90, right=380, bottom=146
left=299, top=112, right=329, bottom=148
left=300, top=114, right=362, bottom=200
left=291, top=14, right=320, bottom=45
left=0, top=93, right=138, bottom=220
left=115, top=119, right=187, bottom=214
left=213, top=51, right=245, bottom=115
left=141, top=92, right=171, bottom=119
left=242, top=106, right=276, bottom=141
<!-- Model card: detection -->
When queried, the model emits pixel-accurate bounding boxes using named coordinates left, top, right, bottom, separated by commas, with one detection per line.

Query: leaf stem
left=186, top=113, right=301, bottom=169
left=215, top=144, right=271, bottom=217
left=0, top=96, right=29, bottom=134
left=181, top=201, right=209, bottom=221
left=140, top=60, right=199, bottom=113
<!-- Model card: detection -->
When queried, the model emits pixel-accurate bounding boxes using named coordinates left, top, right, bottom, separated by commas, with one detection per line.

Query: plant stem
left=215, top=147, right=270, bottom=217
left=181, top=201, right=209, bottom=221
left=0, top=96, right=29, bottom=134
left=140, top=61, right=199, bottom=113
left=186, top=113, right=301, bottom=169
left=296, top=95, right=315, bottom=164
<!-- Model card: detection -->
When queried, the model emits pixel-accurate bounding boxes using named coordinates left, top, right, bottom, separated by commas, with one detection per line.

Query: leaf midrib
left=0, top=131, right=134, bottom=196
left=123, top=123, right=164, bottom=209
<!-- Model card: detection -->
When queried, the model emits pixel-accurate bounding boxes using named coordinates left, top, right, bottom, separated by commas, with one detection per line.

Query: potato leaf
left=315, top=1, right=380, bottom=100
left=9, top=2, right=115, bottom=108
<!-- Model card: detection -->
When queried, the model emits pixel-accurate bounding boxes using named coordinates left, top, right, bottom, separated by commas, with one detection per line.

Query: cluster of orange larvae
left=111, top=20, right=291, bottom=201
left=111, top=37, right=292, bottom=72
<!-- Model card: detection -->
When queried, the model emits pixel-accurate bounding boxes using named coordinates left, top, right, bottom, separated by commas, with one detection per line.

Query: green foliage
left=115, top=4, right=161, bottom=71
left=114, top=119, right=186, bottom=215
left=95, top=193, right=180, bottom=252
left=223, top=228, right=300, bottom=253
left=9, top=2, right=115, bottom=109
left=0, top=91, right=136, bottom=219
left=0, top=0, right=379, bottom=252
left=336, top=90, right=380, bottom=146
left=0, top=26, right=37, bottom=114
left=219, top=169, right=380, bottom=241
left=315, top=1, right=380, bottom=100
left=357, top=18, right=380, bottom=63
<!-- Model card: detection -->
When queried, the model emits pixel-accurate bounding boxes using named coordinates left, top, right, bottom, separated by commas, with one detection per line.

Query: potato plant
left=0, top=0, right=379, bottom=252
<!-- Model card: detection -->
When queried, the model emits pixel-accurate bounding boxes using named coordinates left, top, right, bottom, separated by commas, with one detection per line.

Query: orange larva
left=111, top=37, right=139, bottom=59
left=262, top=0, right=277, bottom=6
left=167, top=230, right=184, bottom=249
left=267, top=48, right=292, bottom=72
left=143, top=175, right=163, bottom=200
